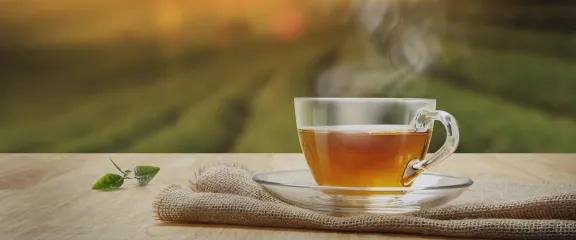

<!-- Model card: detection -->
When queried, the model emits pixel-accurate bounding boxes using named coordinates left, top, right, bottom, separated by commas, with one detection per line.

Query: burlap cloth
left=153, top=164, right=576, bottom=239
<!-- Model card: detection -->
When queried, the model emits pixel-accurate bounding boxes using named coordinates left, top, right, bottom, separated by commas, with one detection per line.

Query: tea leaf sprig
left=92, top=159, right=160, bottom=191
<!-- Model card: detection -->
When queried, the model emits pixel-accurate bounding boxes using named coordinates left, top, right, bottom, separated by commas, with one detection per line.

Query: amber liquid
left=298, top=126, right=432, bottom=188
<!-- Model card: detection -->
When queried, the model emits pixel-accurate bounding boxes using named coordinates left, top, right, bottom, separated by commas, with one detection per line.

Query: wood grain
left=0, top=153, right=574, bottom=240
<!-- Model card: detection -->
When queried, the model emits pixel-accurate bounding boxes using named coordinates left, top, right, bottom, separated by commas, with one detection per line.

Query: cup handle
left=402, top=110, right=460, bottom=185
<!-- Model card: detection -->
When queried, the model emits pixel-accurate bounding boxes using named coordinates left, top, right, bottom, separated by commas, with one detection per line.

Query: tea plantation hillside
left=1, top=1, right=576, bottom=153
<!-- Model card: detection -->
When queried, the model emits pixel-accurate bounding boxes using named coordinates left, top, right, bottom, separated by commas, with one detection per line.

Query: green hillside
left=1, top=1, right=576, bottom=153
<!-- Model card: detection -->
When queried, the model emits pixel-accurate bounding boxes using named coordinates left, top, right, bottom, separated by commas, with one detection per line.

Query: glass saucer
left=252, top=170, right=473, bottom=214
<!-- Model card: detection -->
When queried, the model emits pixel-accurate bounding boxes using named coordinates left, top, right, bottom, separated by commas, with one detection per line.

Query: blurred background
left=1, top=0, right=575, bottom=153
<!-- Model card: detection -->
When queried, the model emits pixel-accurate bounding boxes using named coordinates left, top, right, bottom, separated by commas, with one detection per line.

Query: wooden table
left=1, top=153, right=575, bottom=240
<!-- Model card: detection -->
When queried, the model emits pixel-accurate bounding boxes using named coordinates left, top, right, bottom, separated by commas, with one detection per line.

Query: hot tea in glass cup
left=295, top=98, right=459, bottom=189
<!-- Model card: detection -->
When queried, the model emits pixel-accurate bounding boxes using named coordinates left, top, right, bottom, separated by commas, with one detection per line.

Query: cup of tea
left=294, top=98, right=459, bottom=188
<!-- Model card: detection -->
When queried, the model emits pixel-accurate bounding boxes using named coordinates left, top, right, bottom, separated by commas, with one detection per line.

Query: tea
left=298, top=125, right=432, bottom=188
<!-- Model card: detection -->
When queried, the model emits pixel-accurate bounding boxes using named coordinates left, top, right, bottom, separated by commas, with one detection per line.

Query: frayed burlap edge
left=152, top=184, right=183, bottom=222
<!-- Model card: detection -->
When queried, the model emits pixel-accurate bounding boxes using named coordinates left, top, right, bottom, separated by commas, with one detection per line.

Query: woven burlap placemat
left=152, top=164, right=576, bottom=239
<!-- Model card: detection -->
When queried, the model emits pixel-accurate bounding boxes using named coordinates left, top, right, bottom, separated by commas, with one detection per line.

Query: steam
left=354, top=0, right=400, bottom=35
left=316, top=0, right=445, bottom=97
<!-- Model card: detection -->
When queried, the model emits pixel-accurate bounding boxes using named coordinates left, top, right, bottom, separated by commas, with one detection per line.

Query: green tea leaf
left=133, top=166, right=160, bottom=185
left=91, top=173, right=125, bottom=190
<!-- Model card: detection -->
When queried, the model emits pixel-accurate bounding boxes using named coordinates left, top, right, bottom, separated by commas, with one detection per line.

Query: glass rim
left=252, top=170, right=473, bottom=191
left=294, top=97, right=436, bottom=103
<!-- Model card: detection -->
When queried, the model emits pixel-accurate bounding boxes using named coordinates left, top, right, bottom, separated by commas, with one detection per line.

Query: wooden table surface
left=0, top=153, right=575, bottom=240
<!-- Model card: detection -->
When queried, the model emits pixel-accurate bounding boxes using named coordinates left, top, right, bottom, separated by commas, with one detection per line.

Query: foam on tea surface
left=299, top=124, right=418, bottom=134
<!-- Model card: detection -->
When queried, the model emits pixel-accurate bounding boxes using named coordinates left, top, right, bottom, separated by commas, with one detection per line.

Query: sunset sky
left=0, top=0, right=347, bottom=46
